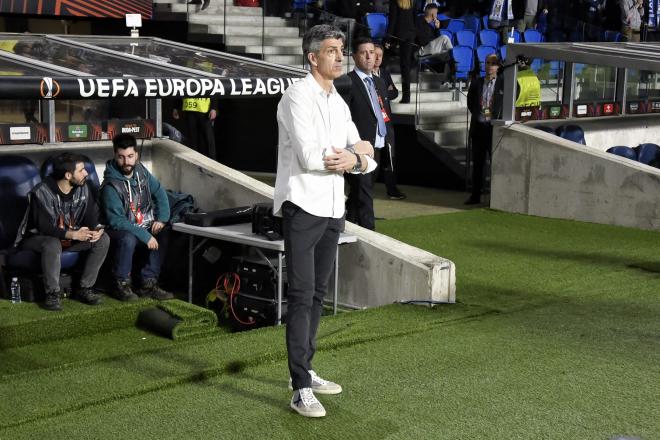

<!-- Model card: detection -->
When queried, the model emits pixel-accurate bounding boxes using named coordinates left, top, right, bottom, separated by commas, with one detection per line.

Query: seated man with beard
left=100, top=134, right=173, bottom=301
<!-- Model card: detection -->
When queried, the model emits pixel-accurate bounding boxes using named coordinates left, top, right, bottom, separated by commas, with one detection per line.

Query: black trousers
left=398, top=34, right=416, bottom=100
left=345, top=172, right=375, bottom=230
left=183, top=111, right=216, bottom=159
left=20, top=234, right=110, bottom=293
left=373, top=145, right=398, bottom=195
left=470, top=123, right=493, bottom=198
left=282, top=201, right=343, bottom=390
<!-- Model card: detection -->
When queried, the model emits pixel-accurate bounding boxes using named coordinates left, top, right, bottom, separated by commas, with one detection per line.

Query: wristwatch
left=352, top=153, right=362, bottom=173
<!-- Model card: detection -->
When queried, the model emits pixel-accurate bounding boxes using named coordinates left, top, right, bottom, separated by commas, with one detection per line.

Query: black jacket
left=415, top=15, right=438, bottom=47
left=467, top=75, right=504, bottom=126
left=16, top=177, right=98, bottom=244
left=375, top=66, right=399, bottom=101
left=341, top=70, right=394, bottom=147
left=387, top=2, right=417, bottom=39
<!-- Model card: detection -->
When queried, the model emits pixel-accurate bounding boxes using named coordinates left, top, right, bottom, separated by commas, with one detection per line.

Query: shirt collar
left=354, top=67, right=372, bottom=82
left=305, top=72, right=337, bottom=97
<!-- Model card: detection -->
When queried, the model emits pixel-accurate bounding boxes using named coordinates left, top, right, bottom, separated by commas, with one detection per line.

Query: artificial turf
left=1, top=209, right=658, bottom=439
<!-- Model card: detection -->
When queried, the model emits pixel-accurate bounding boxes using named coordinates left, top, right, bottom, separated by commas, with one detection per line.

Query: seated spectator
left=416, top=3, right=453, bottom=61
left=101, top=134, right=174, bottom=301
left=15, top=153, right=109, bottom=311
left=620, top=0, right=644, bottom=42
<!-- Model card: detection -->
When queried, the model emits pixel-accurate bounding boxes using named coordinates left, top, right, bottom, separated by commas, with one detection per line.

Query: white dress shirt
left=274, top=73, right=377, bottom=219
left=354, top=68, right=385, bottom=149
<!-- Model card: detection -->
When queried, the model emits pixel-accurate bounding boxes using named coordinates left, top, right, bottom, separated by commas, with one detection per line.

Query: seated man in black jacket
left=15, top=153, right=109, bottom=311
left=415, top=3, right=453, bottom=61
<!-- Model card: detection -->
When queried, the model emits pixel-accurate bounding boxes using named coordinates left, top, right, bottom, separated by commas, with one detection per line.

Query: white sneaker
left=290, top=387, right=326, bottom=418
left=288, top=370, right=343, bottom=395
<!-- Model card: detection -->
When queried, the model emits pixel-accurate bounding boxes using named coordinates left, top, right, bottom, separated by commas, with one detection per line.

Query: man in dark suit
left=340, top=37, right=390, bottom=230
left=465, top=54, right=504, bottom=205
left=374, top=43, right=406, bottom=200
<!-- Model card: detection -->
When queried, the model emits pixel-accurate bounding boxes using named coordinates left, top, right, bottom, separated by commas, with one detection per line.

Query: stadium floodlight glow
left=125, top=14, right=142, bottom=38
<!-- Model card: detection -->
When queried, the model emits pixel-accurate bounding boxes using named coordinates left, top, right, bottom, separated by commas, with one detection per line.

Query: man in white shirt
left=274, top=24, right=376, bottom=418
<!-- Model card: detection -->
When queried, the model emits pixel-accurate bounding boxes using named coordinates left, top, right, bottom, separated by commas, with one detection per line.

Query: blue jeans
left=106, top=230, right=160, bottom=281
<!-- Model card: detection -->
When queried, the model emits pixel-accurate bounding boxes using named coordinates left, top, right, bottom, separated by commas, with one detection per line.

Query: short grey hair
left=302, top=24, right=345, bottom=56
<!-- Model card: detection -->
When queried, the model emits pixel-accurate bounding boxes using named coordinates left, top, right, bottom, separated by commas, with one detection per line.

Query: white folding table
left=172, top=222, right=357, bottom=325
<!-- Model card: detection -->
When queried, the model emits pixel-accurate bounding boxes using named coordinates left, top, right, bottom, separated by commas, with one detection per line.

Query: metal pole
left=277, top=251, right=283, bottom=325
left=188, top=235, right=194, bottom=303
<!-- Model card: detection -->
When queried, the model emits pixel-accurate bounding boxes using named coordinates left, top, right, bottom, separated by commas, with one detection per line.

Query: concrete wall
left=529, top=114, right=660, bottom=152
left=3, top=139, right=455, bottom=307
left=150, top=139, right=456, bottom=308
left=491, top=123, right=660, bottom=230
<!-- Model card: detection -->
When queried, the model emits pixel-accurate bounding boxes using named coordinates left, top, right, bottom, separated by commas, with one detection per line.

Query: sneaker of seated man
left=101, top=133, right=174, bottom=302
left=14, top=153, right=109, bottom=311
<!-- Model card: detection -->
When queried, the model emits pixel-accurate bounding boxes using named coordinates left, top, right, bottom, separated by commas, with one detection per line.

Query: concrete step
left=391, top=101, right=465, bottom=114
left=416, top=107, right=470, bottom=124
left=194, top=24, right=299, bottom=36
left=173, top=4, right=263, bottom=14
left=264, top=54, right=304, bottom=65
left=188, top=14, right=288, bottom=26
left=224, top=35, right=302, bottom=47
left=243, top=45, right=303, bottom=55
left=419, top=127, right=469, bottom=146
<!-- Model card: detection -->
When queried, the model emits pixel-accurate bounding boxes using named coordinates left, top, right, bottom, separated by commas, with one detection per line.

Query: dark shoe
left=388, top=190, right=407, bottom=200
left=464, top=195, right=481, bottom=205
left=43, top=290, right=62, bottom=311
left=139, top=279, right=174, bottom=300
left=73, top=287, right=102, bottom=305
left=188, top=0, right=201, bottom=3
left=114, top=279, right=139, bottom=301
left=201, top=0, right=210, bottom=10
left=399, top=95, right=410, bottom=104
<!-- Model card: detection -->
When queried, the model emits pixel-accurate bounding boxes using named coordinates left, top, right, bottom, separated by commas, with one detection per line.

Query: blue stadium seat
left=476, top=45, right=497, bottom=77
left=292, top=0, right=315, bottom=10
left=604, top=30, right=623, bottom=42
left=481, top=15, right=489, bottom=29
left=606, top=146, right=637, bottom=161
left=636, top=143, right=660, bottom=166
left=511, top=29, right=521, bottom=43
left=0, top=156, right=41, bottom=250
left=479, top=29, right=499, bottom=47
left=555, top=124, right=586, bottom=145
left=437, top=13, right=451, bottom=21
left=447, top=19, right=465, bottom=34
left=524, top=29, right=543, bottom=43
left=0, top=155, right=87, bottom=274
left=451, top=46, right=474, bottom=81
left=440, top=29, right=454, bottom=43
left=462, top=15, right=481, bottom=32
left=363, top=13, right=388, bottom=41
left=499, top=44, right=507, bottom=62
left=456, top=30, right=476, bottom=49
left=536, top=11, right=548, bottom=33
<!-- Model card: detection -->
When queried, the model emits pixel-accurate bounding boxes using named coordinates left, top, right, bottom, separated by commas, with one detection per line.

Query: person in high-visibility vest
left=172, top=97, right=218, bottom=159
left=514, top=56, right=541, bottom=108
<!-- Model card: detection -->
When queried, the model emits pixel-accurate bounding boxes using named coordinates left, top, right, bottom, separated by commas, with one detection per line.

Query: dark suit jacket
left=467, top=74, right=504, bottom=127
left=341, top=70, right=393, bottom=148
left=375, top=66, right=399, bottom=101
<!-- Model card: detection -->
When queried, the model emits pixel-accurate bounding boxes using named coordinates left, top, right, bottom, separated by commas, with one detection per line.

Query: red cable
left=217, top=272, right=255, bottom=326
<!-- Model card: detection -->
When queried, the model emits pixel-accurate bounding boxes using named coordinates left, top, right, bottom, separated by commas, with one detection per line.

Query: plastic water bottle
left=10, top=277, right=21, bottom=304
left=507, top=28, right=515, bottom=44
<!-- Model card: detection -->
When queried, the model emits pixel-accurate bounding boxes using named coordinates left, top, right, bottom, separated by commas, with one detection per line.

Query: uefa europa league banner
left=0, top=0, right=152, bottom=19
left=0, top=76, right=301, bottom=99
